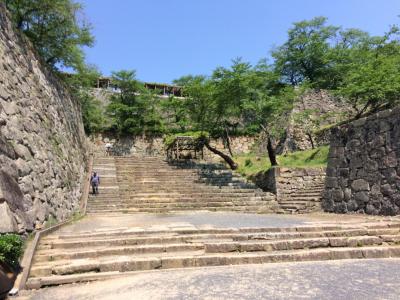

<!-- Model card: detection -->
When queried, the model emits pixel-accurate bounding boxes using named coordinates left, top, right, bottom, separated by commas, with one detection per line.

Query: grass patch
left=235, top=146, right=329, bottom=178
left=44, top=215, right=58, bottom=229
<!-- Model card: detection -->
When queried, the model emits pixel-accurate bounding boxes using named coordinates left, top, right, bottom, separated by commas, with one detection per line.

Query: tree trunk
left=204, top=140, right=238, bottom=170
left=224, top=127, right=233, bottom=157
left=306, top=132, right=315, bottom=149
left=267, top=137, right=278, bottom=166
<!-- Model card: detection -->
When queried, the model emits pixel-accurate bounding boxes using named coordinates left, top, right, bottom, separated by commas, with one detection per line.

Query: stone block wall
left=91, top=134, right=164, bottom=156
left=90, top=134, right=257, bottom=159
left=323, top=107, right=400, bottom=215
left=277, top=90, right=354, bottom=154
left=0, top=5, right=88, bottom=233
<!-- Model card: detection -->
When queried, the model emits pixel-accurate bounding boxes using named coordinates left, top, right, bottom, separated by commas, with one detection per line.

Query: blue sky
left=81, top=0, right=400, bottom=83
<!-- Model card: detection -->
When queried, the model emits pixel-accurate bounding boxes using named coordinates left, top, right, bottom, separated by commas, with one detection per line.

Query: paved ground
left=56, top=211, right=397, bottom=234
left=18, top=258, right=400, bottom=300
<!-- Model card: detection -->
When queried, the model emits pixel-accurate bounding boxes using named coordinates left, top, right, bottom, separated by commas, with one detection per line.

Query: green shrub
left=244, top=159, right=253, bottom=167
left=0, top=234, right=24, bottom=267
left=164, top=131, right=209, bottom=148
left=235, top=145, right=329, bottom=178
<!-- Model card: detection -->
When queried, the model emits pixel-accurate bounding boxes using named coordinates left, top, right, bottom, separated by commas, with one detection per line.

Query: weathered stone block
left=0, top=170, right=24, bottom=211
left=0, top=201, right=17, bottom=233
left=325, top=177, right=339, bottom=188
left=354, top=191, right=370, bottom=204
left=0, top=135, right=16, bottom=158
left=351, top=179, right=370, bottom=192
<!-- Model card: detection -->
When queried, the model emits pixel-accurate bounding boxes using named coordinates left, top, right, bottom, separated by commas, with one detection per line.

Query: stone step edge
left=40, top=225, right=400, bottom=242
left=26, top=246, right=400, bottom=288
left=34, top=234, right=400, bottom=263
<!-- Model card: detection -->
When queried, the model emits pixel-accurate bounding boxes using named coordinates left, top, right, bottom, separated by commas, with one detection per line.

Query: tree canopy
left=272, top=16, right=400, bottom=113
left=5, top=0, right=94, bottom=71
left=107, top=70, right=164, bottom=136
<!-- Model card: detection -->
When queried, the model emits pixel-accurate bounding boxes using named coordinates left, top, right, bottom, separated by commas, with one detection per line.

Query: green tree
left=335, top=26, right=400, bottom=116
left=242, top=72, right=295, bottom=166
left=160, top=96, right=189, bottom=132
left=107, top=70, right=163, bottom=136
left=5, top=0, right=94, bottom=71
left=61, top=65, right=106, bottom=134
left=211, top=58, right=253, bottom=154
left=292, top=109, right=320, bottom=149
left=272, top=17, right=339, bottom=87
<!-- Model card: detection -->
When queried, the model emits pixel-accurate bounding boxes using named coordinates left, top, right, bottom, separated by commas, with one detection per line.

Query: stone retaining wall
left=90, top=134, right=256, bottom=159
left=0, top=4, right=88, bottom=233
left=323, top=107, right=400, bottom=215
left=277, top=90, right=353, bottom=154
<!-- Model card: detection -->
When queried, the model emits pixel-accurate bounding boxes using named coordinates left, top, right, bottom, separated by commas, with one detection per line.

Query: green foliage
left=334, top=26, right=400, bottom=114
left=180, top=75, right=216, bottom=133
left=274, top=16, right=400, bottom=114
left=62, top=65, right=106, bottom=134
left=79, top=91, right=106, bottom=134
left=236, top=146, right=329, bottom=178
left=107, top=70, right=164, bottom=136
left=272, top=17, right=339, bottom=87
left=176, top=59, right=295, bottom=141
left=0, top=234, right=24, bottom=267
left=160, top=96, right=189, bottom=132
left=6, top=0, right=94, bottom=71
left=164, top=131, right=209, bottom=148
left=244, top=158, right=252, bottom=167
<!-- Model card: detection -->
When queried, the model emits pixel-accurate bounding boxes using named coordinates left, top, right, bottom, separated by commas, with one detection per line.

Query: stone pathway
left=18, top=258, right=400, bottom=300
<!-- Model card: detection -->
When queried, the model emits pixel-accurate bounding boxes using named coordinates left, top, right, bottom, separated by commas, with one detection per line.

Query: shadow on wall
left=167, top=159, right=257, bottom=189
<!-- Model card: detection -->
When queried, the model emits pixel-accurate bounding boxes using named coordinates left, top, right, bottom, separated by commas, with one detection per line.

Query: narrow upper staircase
left=277, top=179, right=325, bottom=214
left=88, top=156, right=280, bottom=214
left=87, top=157, right=124, bottom=213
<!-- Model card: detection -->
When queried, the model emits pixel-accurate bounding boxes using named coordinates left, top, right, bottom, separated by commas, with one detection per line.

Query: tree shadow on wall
left=167, top=159, right=257, bottom=189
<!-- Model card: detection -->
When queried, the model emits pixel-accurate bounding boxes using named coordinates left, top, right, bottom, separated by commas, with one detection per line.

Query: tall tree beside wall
left=5, top=0, right=94, bottom=71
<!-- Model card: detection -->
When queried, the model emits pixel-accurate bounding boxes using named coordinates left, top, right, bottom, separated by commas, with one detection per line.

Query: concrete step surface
left=27, top=221, right=400, bottom=288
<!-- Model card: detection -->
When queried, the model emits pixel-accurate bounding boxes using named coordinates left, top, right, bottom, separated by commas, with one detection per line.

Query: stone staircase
left=87, top=156, right=280, bottom=214
left=278, top=183, right=325, bottom=213
left=277, top=181, right=325, bottom=214
left=87, top=157, right=124, bottom=213
left=26, top=221, right=400, bottom=288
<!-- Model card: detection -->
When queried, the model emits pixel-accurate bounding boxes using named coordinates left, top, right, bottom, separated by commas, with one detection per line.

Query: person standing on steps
left=105, top=142, right=113, bottom=156
left=90, top=172, right=100, bottom=195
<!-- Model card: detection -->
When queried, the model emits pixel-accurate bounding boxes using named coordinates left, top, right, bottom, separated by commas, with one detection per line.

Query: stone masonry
left=277, top=90, right=354, bottom=154
left=323, top=107, right=400, bottom=215
left=91, top=133, right=257, bottom=159
left=0, top=4, right=88, bottom=233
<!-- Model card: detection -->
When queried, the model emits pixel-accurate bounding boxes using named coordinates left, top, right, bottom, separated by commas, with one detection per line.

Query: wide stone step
left=34, top=243, right=205, bottom=262
left=39, top=226, right=400, bottom=245
left=87, top=203, right=274, bottom=211
left=30, top=233, right=393, bottom=276
left=127, top=188, right=259, bottom=193
left=86, top=206, right=275, bottom=214
left=204, top=235, right=391, bottom=253
left=126, top=194, right=271, bottom=200
left=27, top=245, right=400, bottom=287
left=122, top=201, right=270, bottom=208
left=125, top=197, right=274, bottom=203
